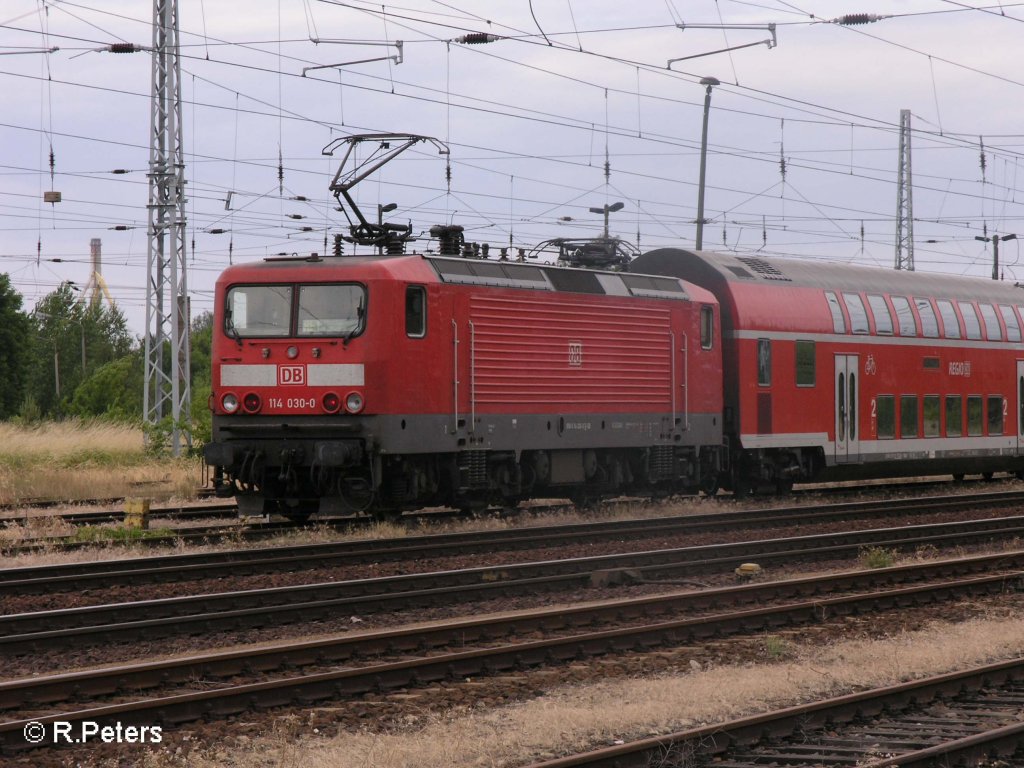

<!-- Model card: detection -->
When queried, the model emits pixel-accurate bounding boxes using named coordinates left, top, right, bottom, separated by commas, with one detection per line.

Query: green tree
left=28, top=284, right=136, bottom=417
left=0, top=274, right=32, bottom=419
left=67, top=352, right=144, bottom=421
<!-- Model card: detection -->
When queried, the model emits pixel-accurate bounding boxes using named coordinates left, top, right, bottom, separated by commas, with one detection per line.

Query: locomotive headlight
left=222, top=393, right=240, bottom=413
left=322, top=392, right=341, bottom=413
left=287, top=345, right=299, bottom=359
left=345, top=392, right=364, bottom=414
left=242, top=392, right=262, bottom=413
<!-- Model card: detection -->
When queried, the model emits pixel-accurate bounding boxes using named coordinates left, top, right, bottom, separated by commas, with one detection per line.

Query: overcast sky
left=3, top=1, right=1024, bottom=334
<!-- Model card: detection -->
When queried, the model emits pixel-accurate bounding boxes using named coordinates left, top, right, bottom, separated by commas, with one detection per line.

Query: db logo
left=278, top=365, right=306, bottom=386
left=568, top=342, right=583, bottom=367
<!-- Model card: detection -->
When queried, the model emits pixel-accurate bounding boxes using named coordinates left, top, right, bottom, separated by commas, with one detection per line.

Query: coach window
left=795, top=340, right=815, bottom=386
left=979, top=304, right=1002, bottom=341
left=405, top=285, right=427, bottom=338
left=700, top=305, right=714, bottom=349
left=915, top=298, right=940, bottom=338
left=825, top=292, right=846, bottom=334
left=945, top=396, right=963, bottom=437
left=988, top=396, right=1005, bottom=435
left=958, top=302, right=982, bottom=340
left=842, top=293, right=870, bottom=334
left=967, top=396, right=984, bottom=436
left=936, top=300, right=961, bottom=339
left=900, top=395, right=919, bottom=438
left=867, top=295, right=893, bottom=335
left=923, top=395, right=940, bottom=438
left=757, top=339, right=771, bottom=386
left=891, top=296, right=917, bottom=336
left=877, top=395, right=895, bottom=439
left=1000, top=305, right=1022, bottom=341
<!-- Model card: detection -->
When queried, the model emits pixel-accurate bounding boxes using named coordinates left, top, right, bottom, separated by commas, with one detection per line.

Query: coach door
left=1017, top=360, right=1024, bottom=453
left=835, top=355, right=860, bottom=463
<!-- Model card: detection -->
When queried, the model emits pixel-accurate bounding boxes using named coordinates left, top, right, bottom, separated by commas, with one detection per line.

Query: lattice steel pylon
left=144, top=0, right=190, bottom=455
left=894, top=108, right=914, bottom=271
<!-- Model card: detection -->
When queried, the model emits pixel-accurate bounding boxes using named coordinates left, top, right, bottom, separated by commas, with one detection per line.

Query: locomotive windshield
left=225, top=285, right=292, bottom=337
left=224, top=283, right=366, bottom=338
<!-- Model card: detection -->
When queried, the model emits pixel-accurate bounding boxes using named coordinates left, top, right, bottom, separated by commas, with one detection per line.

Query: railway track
left=4, top=513, right=1024, bottom=654
left=522, top=656, right=1024, bottom=768
left=5, top=489, right=1024, bottom=594
left=2, top=551, right=1022, bottom=754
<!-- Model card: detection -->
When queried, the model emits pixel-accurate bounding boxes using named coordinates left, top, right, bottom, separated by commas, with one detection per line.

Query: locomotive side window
left=958, top=302, right=982, bottom=340
left=945, top=396, right=963, bottom=437
left=867, top=295, right=893, bottom=335
left=842, top=293, right=870, bottom=334
left=406, top=285, right=427, bottom=338
left=967, top=396, right=984, bottom=436
left=915, top=298, right=940, bottom=338
left=795, top=340, right=815, bottom=386
left=923, top=395, right=940, bottom=437
left=936, top=300, right=961, bottom=339
left=1000, top=305, right=1021, bottom=341
left=988, top=396, right=1004, bottom=435
left=298, top=284, right=365, bottom=337
left=877, top=395, right=895, bottom=439
left=225, top=285, right=292, bottom=337
left=825, top=292, right=846, bottom=334
left=700, top=306, right=714, bottom=349
left=979, top=304, right=1002, bottom=341
left=891, top=296, right=917, bottom=336
left=900, top=395, right=918, bottom=438
left=757, top=339, right=771, bottom=386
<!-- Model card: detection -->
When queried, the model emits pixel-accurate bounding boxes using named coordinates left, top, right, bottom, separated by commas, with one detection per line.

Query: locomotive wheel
left=775, top=479, right=794, bottom=495
left=983, top=471, right=995, bottom=481
left=952, top=473, right=965, bottom=483
left=699, top=472, right=720, bottom=497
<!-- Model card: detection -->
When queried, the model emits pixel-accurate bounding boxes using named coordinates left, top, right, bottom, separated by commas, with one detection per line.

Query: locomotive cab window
left=700, top=305, right=714, bottom=349
left=225, top=285, right=292, bottom=337
left=298, top=284, right=366, bottom=337
left=405, top=285, right=427, bottom=338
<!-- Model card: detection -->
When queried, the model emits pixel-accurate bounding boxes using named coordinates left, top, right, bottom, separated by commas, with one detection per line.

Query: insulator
left=291, top=195, right=309, bottom=201
left=111, top=225, right=129, bottom=231
left=333, top=233, right=344, bottom=257
left=108, top=43, right=141, bottom=53
left=287, top=214, right=304, bottom=220
left=208, top=228, right=226, bottom=234
left=457, top=33, right=499, bottom=44
left=111, top=169, right=130, bottom=175
left=836, top=13, right=881, bottom=25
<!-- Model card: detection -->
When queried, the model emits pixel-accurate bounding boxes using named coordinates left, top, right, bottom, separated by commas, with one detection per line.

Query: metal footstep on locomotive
left=525, top=657, right=1024, bottom=768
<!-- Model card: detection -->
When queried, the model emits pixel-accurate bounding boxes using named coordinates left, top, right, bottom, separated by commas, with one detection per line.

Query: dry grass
left=138, top=613, right=1024, bottom=768
left=0, top=420, right=201, bottom=505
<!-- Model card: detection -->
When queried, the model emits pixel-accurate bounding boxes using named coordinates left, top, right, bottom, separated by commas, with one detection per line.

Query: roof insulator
left=457, top=33, right=499, bottom=44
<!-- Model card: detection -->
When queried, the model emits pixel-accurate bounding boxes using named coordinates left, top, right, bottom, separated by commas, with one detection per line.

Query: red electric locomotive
left=632, top=248, right=1024, bottom=494
left=204, top=241, right=724, bottom=518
